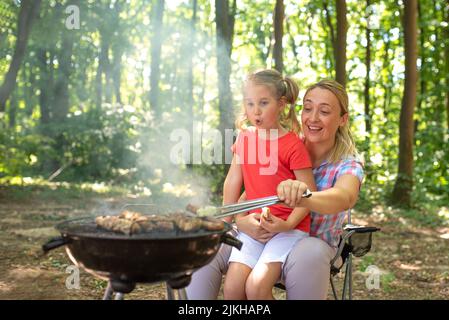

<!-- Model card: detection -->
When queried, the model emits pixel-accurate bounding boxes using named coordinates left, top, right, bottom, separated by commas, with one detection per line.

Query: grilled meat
left=172, top=213, right=203, bottom=232
left=201, top=217, right=225, bottom=231
left=95, top=215, right=134, bottom=235
left=95, top=210, right=224, bottom=235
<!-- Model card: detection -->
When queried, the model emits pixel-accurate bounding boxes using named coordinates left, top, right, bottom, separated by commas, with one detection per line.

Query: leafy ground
left=0, top=183, right=448, bottom=300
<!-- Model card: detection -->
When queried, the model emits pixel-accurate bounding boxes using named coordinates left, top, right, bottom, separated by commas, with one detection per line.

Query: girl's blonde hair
left=303, top=79, right=359, bottom=163
left=235, top=69, right=301, bottom=133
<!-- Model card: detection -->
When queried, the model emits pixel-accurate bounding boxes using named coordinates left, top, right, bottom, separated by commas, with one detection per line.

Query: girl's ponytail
left=280, top=77, right=301, bottom=134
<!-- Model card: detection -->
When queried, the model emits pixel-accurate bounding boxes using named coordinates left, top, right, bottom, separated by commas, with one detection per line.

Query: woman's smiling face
left=301, top=87, right=347, bottom=144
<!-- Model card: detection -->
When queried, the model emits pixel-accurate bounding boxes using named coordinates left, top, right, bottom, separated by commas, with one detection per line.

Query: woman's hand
left=259, top=213, right=291, bottom=233
left=235, top=213, right=275, bottom=243
left=277, top=179, right=309, bottom=207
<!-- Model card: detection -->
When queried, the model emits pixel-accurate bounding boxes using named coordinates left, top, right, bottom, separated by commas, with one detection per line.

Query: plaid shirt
left=310, top=157, right=364, bottom=248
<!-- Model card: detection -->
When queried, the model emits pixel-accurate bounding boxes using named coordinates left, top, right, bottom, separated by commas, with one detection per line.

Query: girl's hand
left=277, top=179, right=309, bottom=207
left=236, top=213, right=275, bottom=243
left=259, top=213, right=291, bottom=233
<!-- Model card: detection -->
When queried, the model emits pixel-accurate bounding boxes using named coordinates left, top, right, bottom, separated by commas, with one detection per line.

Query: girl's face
left=243, top=82, right=284, bottom=131
left=301, top=87, right=348, bottom=144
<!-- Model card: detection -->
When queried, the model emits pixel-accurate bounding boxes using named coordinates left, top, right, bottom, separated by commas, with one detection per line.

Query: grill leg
left=166, top=283, right=188, bottom=300
left=114, top=292, right=125, bottom=300
left=177, top=288, right=188, bottom=300
left=166, top=283, right=175, bottom=300
left=103, top=282, right=114, bottom=300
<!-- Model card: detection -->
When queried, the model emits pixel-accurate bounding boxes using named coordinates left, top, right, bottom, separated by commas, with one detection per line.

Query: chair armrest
left=330, top=224, right=380, bottom=273
left=344, top=224, right=380, bottom=233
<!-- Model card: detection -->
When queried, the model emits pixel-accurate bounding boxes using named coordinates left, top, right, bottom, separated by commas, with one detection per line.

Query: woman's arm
left=277, top=174, right=361, bottom=214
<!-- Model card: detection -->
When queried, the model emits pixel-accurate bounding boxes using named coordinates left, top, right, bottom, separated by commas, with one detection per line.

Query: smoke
left=134, top=112, right=220, bottom=211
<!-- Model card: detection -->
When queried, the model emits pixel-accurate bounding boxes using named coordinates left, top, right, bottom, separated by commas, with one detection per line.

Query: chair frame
left=329, top=210, right=380, bottom=300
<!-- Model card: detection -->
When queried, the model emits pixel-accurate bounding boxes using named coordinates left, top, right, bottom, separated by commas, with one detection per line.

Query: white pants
left=229, top=230, right=308, bottom=269
left=186, top=232, right=338, bottom=300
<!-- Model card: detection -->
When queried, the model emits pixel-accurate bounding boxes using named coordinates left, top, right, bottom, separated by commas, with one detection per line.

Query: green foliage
left=381, top=272, right=396, bottom=293
left=0, top=0, right=17, bottom=32
left=0, top=126, right=52, bottom=178
left=358, top=255, right=375, bottom=273
left=44, top=104, right=140, bottom=182
left=0, top=0, right=447, bottom=211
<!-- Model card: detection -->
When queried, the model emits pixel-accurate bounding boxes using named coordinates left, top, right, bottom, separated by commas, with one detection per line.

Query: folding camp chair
left=329, top=211, right=380, bottom=300
left=275, top=210, right=380, bottom=300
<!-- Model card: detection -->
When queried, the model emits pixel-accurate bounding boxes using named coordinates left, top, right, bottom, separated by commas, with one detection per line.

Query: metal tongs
left=214, top=189, right=312, bottom=219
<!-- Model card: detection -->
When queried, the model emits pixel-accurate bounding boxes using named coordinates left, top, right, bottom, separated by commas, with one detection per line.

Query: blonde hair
left=235, top=69, right=301, bottom=133
left=303, top=79, right=359, bottom=163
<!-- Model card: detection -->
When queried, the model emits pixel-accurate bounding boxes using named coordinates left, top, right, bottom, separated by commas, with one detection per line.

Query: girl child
left=222, top=69, right=316, bottom=300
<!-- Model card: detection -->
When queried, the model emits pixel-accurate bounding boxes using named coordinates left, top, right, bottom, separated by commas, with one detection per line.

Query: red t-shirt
left=232, top=128, right=312, bottom=232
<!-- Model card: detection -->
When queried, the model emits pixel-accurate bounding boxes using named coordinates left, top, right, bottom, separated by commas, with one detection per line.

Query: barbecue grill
left=42, top=206, right=242, bottom=300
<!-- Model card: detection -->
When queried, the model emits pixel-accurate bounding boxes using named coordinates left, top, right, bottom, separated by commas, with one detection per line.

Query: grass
left=0, top=179, right=129, bottom=204
left=358, top=255, right=376, bottom=273
left=381, top=273, right=396, bottom=293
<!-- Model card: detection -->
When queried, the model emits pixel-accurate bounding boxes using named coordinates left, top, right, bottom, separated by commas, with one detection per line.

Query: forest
left=0, top=0, right=448, bottom=300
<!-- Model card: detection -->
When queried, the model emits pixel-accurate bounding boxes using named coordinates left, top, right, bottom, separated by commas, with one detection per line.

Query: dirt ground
left=0, top=187, right=448, bottom=300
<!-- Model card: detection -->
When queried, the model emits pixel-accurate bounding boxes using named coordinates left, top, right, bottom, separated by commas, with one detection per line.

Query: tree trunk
left=335, top=0, right=347, bottom=87
left=254, top=17, right=270, bottom=64
left=95, top=54, right=103, bottom=111
left=199, top=57, right=208, bottom=149
left=322, top=0, right=336, bottom=75
left=95, top=35, right=111, bottom=109
left=364, top=0, right=371, bottom=137
left=382, top=35, right=392, bottom=120
left=0, top=32, right=6, bottom=48
left=25, top=65, right=36, bottom=116
left=187, top=0, right=198, bottom=119
left=103, top=45, right=113, bottom=105
left=364, top=0, right=372, bottom=177
left=37, top=49, right=52, bottom=126
left=112, top=48, right=123, bottom=105
left=51, top=18, right=76, bottom=172
left=445, top=0, right=449, bottom=130
left=306, top=11, right=317, bottom=71
left=273, top=0, right=284, bottom=73
left=415, top=0, right=426, bottom=138
left=149, top=0, right=165, bottom=118
left=8, top=90, right=17, bottom=128
left=184, top=0, right=198, bottom=168
left=102, top=39, right=113, bottom=104
left=322, top=0, right=336, bottom=49
left=0, top=0, right=41, bottom=111
left=215, top=0, right=236, bottom=136
left=392, top=0, right=418, bottom=207
left=53, top=35, right=74, bottom=123
left=111, top=1, right=124, bottom=105
left=286, top=17, right=300, bottom=72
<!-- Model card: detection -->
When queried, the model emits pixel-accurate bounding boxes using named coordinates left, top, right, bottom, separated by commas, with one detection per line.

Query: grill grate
left=56, top=216, right=229, bottom=240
